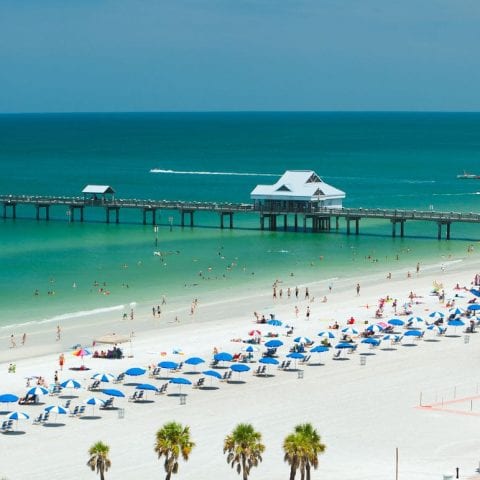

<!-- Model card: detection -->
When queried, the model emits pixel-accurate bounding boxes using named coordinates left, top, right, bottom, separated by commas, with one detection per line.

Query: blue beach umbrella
left=407, top=317, right=425, bottom=327
left=470, top=288, right=480, bottom=297
left=366, top=324, right=383, bottom=333
left=136, top=383, right=158, bottom=391
left=404, top=329, right=423, bottom=337
left=294, top=336, right=311, bottom=344
left=230, top=363, right=251, bottom=373
left=214, top=352, right=233, bottom=362
left=361, top=338, right=381, bottom=347
left=449, top=307, right=465, bottom=317
left=383, top=334, right=402, bottom=342
left=265, top=339, right=283, bottom=348
left=447, top=319, right=465, bottom=334
left=388, top=318, right=405, bottom=327
left=0, top=394, right=19, bottom=404
left=335, top=342, right=356, bottom=349
left=158, top=361, right=178, bottom=370
left=287, top=352, right=305, bottom=359
left=60, top=379, right=81, bottom=389
left=259, top=357, right=279, bottom=365
left=467, top=304, right=480, bottom=311
left=84, top=396, right=105, bottom=414
left=184, top=357, right=205, bottom=366
left=92, top=373, right=115, bottom=383
left=427, top=324, right=445, bottom=334
left=267, top=319, right=283, bottom=326
left=102, top=388, right=125, bottom=398
left=44, top=404, right=68, bottom=423
left=241, top=345, right=259, bottom=353
left=27, top=386, right=48, bottom=396
left=125, top=367, right=146, bottom=376
left=310, top=345, right=330, bottom=353
left=169, top=377, right=192, bottom=395
left=202, top=370, right=222, bottom=379
left=428, top=311, right=445, bottom=321
left=7, top=411, right=29, bottom=421
left=341, top=327, right=359, bottom=335
left=318, top=331, right=336, bottom=339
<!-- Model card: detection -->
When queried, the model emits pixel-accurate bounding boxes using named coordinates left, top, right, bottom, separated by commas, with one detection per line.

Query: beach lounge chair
left=253, top=366, right=262, bottom=376
left=149, top=368, right=160, bottom=378
left=49, top=384, right=62, bottom=396
left=33, top=413, right=45, bottom=425
left=258, top=365, right=267, bottom=376
left=300, top=355, right=311, bottom=364
left=347, top=344, right=358, bottom=354
left=76, top=405, right=86, bottom=417
left=221, top=371, right=232, bottom=382
left=113, top=372, right=125, bottom=383
left=175, top=362, right=183, bottom=371
left=278, top=361, right=286, bottom=370
left=69, top=406, right=80, bottom=417
left=193, top=377, right=205, bottom=389
left=209, top=359, right=219, bottom=368
left=156, top=383, right=169, bottom=395
left=283, top=361, right=292, bottom=370
left=128, top=391, right=139, bottom=402
left=1, top=420, right=13, bottom=432
left=134, top=390, right=144, bottom=402
left=100, top=397, right=115, bottom=409
left=333, top=350, right=342, bottom=359
left=63, top=399, right=72, bottom=409
left=88, top=380, right=101, bottom=391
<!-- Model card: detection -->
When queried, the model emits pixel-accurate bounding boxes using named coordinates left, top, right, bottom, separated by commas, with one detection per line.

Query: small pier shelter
left=250, top=170, right=345, bottom=211
left=82, top=185, right=115, bottom=203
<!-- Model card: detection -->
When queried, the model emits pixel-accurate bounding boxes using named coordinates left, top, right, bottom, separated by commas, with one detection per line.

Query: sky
left=0, top=0, right=479, bottom=113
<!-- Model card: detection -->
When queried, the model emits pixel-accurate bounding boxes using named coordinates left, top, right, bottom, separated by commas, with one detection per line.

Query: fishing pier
left=1, top=193, right=479, bottom=240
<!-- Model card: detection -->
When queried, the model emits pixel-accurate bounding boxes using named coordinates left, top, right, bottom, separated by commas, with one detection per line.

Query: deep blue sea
left=0, top=112, right=479, bottom=328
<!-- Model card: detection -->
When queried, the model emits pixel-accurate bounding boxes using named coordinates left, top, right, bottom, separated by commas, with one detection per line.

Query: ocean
left=0, top=112, right=479, bottom=329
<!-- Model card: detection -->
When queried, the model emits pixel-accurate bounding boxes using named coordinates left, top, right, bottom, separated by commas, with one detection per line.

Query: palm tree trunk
left=242, top=456, right=248, bottom=480
left=165, top=470, right=171, bottom=480
left=290, top=465, right=297, bottom=480
left=100, top=468, right=105, bottom=480
left=306, top=462, right=311, bottom=480
left=300, top=466, right=305, bottom=480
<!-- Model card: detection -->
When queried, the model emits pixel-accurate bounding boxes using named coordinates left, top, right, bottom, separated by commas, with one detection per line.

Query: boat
left=457, top=171, right=480, bottom=179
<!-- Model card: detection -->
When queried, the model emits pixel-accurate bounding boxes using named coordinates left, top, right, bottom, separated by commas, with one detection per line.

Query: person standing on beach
left=295, top=286, right=299, bottom=299
left=295, top=305, right=299, bottom=318
left=152, top=306, right=156, bottom=317
left=162, top=295, right=167, bottom=305
left=130, top=309, right=134, bottom=320
left=305, top=287, right=309, bottom=300
left=416, top=262, right=420, bottom=274
left=356, top=283, right=361, bottom=296
left=59, top=353, right=65, bottom=371
left=306, top=306, right=310, bottom=320
left=56, top=325, right=61, bottom=341
left=10, top=335, right=16, bottom=348
left=21, top=333, right=26, bottom=346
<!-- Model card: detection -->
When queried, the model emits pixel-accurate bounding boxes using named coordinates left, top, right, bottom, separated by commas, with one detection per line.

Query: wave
left=150, top=169, right=278, bottom=177
left=1, top=304, right=126, bottom=330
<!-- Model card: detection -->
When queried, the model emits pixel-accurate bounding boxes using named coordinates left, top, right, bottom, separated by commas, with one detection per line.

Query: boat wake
left=150, top=169, right=278, bottom=177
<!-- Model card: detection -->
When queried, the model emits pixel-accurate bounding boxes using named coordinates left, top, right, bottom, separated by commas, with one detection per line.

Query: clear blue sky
left=0, top=0, right=479, bottom=113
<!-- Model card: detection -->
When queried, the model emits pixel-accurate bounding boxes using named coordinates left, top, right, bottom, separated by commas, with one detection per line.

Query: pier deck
left=1, top=194, right=479, bottom=240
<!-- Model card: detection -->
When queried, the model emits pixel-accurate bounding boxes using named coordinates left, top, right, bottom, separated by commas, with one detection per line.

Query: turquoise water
left=0, top=112, right=479, bottom=327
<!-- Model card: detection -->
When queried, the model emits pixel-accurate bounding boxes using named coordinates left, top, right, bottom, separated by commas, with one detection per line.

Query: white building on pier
left=250, top=170, right=345, bottom=211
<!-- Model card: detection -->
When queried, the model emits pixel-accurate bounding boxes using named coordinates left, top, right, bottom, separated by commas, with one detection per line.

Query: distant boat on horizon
left=457, top=171, right=480, bottom=179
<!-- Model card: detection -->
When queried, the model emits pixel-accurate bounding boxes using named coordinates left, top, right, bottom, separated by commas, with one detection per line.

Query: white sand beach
left=2, top=255, right=480, bottom=480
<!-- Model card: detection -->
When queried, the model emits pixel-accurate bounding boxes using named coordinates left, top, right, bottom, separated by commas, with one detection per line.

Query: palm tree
left=223, top=423, right=265, bottom=480
left=154, top=421, right=195, bottom=480
left=283, top=424, right=326, bottom=480
left=87, top=441, right=111, bottom=480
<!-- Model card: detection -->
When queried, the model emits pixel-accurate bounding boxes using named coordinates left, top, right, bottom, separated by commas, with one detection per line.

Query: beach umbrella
left=361, top=338, right=381, bottom=347
left=230, top=364, right=250, bottom=373
left=383, top=334, right=402, bottom=342
left=7, top=411, right=29, bottom=430
left=136, top=383, right=158, bottom=391
left=286, top=352, right=304, bottom=369
left=341, top=327, right=359, bottom=335
left=259, top=357, right=279, bottom=365
left=169, top=377, right=192, bottom=395
left=102, top=388, right=125, bottom=398
left=265, top=339, right=283, bottom=348
left=428, top=311, right=445, bottom=321
left=388, top=318, right=405, bottom=327
left=84, top=396, right=105, bottom=415
left=267, top=319, right=283, bottom=326
left=44, top=404, right=68, bottom=422
left=448, top=319, right=465, bottom=327
left=158, top=361, right=178, bottom=370
left=407, top=317, right=425, bottom=327
left=294, top=336, right=311, bottom=344
left=214, top=352, right=233, bottom=362
left=0, top=394, right=19, bottom=405
left=92, top=373, right=115, bottom=383
left=27, top=386, right=48, bottom=396
left=335, top=342, right=356, bottom=349
left=427, top=324, right=445, bottom=334
left=310, top=345, right=330, bottom=353
left=318, top=331, right=336, bottom=339
left=467, top=304, right=480, bottom=311
left=184, top=357, right=205, bottom=366
left=248, top=329, right=262, bottom=337
left=241, top=345, right=259, bottom=353
left=124, top=367, right=146, bottom=376
left=449, top=307, right=465, bottom=317
left=470, top=288, right=480, bottom=297
left=72, top=348, right=91, bottom=367
left=60, top=379, right=81, bottom=389
left=366, top=324, right=383, bottom=333
left=7, top=411, right=29, bottom=421
left=202, top=370, right=222, bottom=379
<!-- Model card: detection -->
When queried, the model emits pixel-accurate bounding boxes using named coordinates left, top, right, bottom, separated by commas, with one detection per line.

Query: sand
left=1, top=254, right=480, bottom=480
